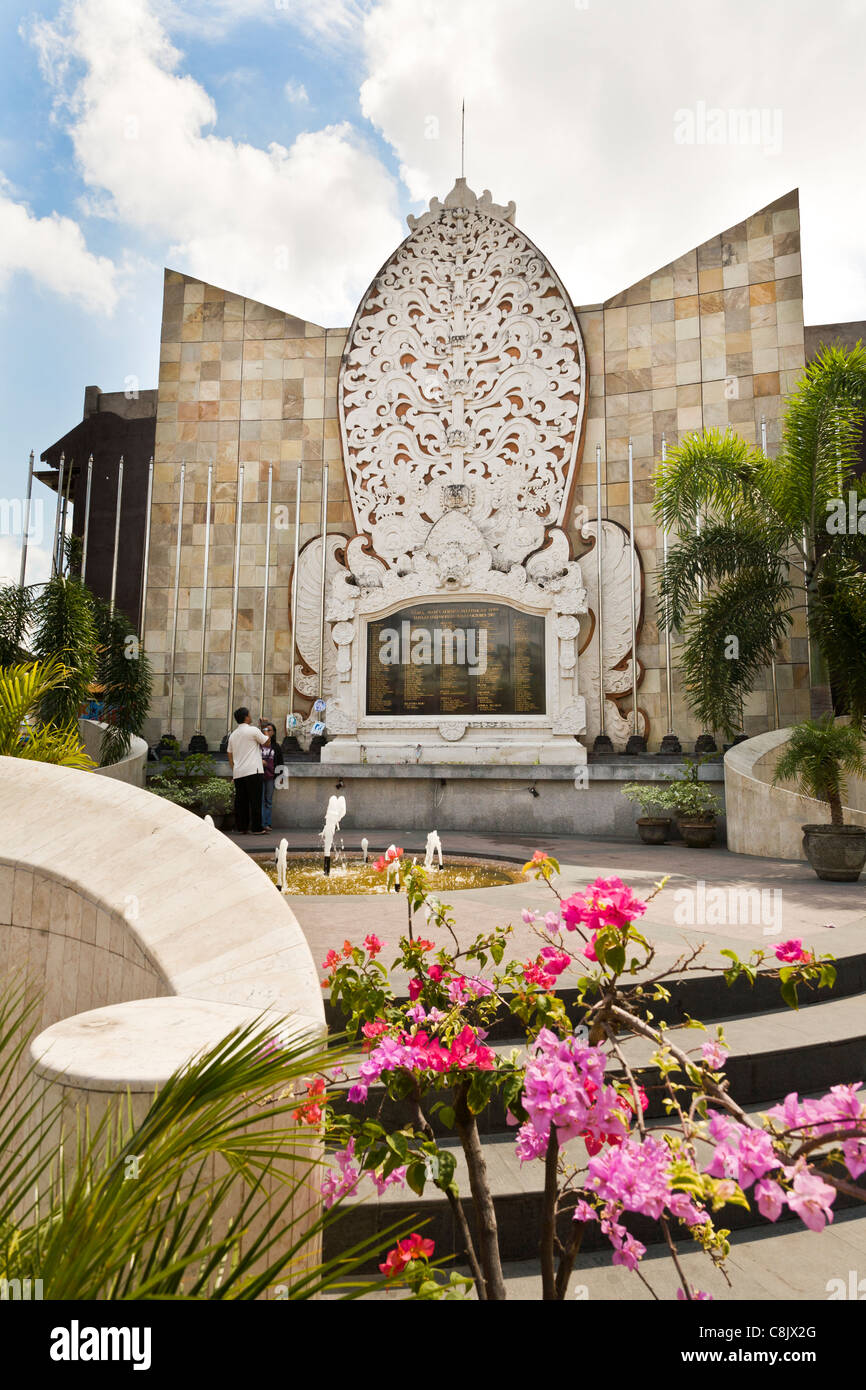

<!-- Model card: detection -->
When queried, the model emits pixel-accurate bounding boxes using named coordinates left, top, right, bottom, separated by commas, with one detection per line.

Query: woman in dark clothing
left=260, top=722, right=284, bottom=831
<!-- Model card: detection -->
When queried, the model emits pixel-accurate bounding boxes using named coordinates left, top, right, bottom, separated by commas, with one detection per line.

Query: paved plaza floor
left=230, top=827, right=866, bottom=983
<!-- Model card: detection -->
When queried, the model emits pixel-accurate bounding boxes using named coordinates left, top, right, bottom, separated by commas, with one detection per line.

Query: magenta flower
left=572, top=1199, right=598, bottom=1223
left=539, top=947, right=571, bottom=977
left=775, top=939, right=810, bottom=963
left=786, top=1168, right=835, bottom=1231
left=677, top=1287, right=712, bottom=1301
left=843, top=1138, right=866, bottom=1179
left=408, top=977, right=423, bottom=1001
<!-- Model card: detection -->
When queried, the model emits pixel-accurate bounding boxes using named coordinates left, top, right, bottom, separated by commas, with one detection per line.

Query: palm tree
left=31, top=574, right=97, bottom=729
left=0, top=980, right=406, bottom=1299
left=654, top=344, right=866, bottom=739
left=0, top=658, right=94, bottom=768
left=774, top=716, right=866, bottom=827
left=93, top=599, right=153, bottom=766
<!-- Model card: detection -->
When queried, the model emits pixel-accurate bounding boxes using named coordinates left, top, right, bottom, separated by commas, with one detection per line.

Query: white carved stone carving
left=338, top=178, right=586, bottom=568
left=579, top=517, right=647, bottom=746
left=438, top=722, right=467, bottom=742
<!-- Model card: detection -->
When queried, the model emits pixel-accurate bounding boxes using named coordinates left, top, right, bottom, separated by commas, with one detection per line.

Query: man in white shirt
left=226, top=706, right=270, bottom=834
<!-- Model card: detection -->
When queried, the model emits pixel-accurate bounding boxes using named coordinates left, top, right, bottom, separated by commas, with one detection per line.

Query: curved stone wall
left=0, top=756, right=324, bottom=1287
left=724, top=727, right=866, bottom=860
left=78, top=718, right=148, bottom=785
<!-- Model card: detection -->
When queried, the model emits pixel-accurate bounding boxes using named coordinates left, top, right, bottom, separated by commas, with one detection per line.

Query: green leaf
left=405, top=1161, right=427, bottom=1196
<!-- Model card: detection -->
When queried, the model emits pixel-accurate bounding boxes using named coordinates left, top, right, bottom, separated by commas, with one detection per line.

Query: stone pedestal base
left=321, top=726, right=587, bottom=767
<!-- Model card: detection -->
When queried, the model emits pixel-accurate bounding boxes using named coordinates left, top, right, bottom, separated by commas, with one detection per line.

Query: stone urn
left=636, top=817, right=672, bottom=846
left=801, top=824, right=866, bottom=882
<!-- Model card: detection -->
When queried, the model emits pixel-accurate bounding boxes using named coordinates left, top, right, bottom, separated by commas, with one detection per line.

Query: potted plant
left=621, top=782, right=674, bottom=844
left=773, top=717, right=866, bottom=882
left=665, top=758, right=723, bottom=848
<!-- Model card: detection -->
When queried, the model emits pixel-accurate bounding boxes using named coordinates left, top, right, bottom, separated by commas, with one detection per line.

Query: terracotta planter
left=677, top=817, right=716, bottom=849
left=801, top=824, right=866, bottom=882
left=636, top=817, right=672, bottom=845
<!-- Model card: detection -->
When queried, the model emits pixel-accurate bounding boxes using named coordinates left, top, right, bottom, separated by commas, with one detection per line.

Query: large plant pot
left=801, top=824, right=866, bottom=882
left=677, top=817, right=716, bottom=849
left=636, top=817, right=672, bottom=845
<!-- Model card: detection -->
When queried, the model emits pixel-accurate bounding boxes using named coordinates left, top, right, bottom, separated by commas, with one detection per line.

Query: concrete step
left=324, top=944, right=866, bottom=1038
left=326, top=1206, right=866, bottom=1301
left=323, top=1098, right=866, bottom=1272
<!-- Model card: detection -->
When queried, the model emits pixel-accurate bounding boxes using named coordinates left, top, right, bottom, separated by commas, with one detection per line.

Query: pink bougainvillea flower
left=677, top=1288, right=713, bottom=1301
left=415, top=938, right=435, bottom=951
left=370, top=1166, right=407, bottom=1196
left=572, top=1200, right=598, bottom=1223
left=701, top=1040, right=729, bottom=1070
left=428, top=963, right=445, bottom=983
left=539, top=947, right=571, bottom=977
left=408, top=977, right=423, bottom=1001
left=531, top=850, right=548, bottom=863
left=544, top=911, right=562, bottom=934
left=843, top=1138, right=866, bottom=1179
left=379, top=1233, right=435, bottom=1278
left=521, top=908, right=537, bottom=925
left=786, top=1168, right=836, bottom=1231
left=754, top=1178, right=785, bottom=1221
left=562, top=877, right=647, bottom=935
left=321, top=1139, right=362, bottom=1209
left=775, top=939, right=810, bottom=963
left=322, top=949, right=341, bottom=972
left=364, top=933, right=384, bottom=957
left=347, top=1083, right=367, bottom=1104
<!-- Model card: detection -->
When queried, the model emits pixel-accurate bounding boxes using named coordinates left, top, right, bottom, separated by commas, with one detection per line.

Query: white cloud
left=358, top=0, right=866, bottom=323
left=150, top=0, right=368, bottom=45
left=31, top=0, right=402, bottom=325
left=0, top=181, right=118, bottom=313
left=284, top=79, right=309, bottom=105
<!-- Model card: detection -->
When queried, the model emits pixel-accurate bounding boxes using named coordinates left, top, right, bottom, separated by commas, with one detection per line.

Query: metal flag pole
left=18, top=450, right=34, bottom=588
left=285, top=464, right=303, bottom=752
left=661, top=435, right=674, bottom=731
left=317, top=463, right=329, bottom=702
left=81, top=455, right=94, bottom=584
left=166, top=461, right=186, bottom=733
left=109, top=456, right=124, bottom=618
left=260, top=464, right=273, bottom=718
left=226, top=464, right=245, bottom=736
left=658, top=435, right=682, bottom=756
left=60, top=455, right=74, bottom=562
left=595, top=443, right=605, bottom=735
left=761, top=415, right=781, bottom=729
left=196, top=463, right=214, bottom=732
left=51, top=453, right=65, bottom=575
left=627, top=438, right=641, bottom=747
left=138, top=457, right=153, bottom=635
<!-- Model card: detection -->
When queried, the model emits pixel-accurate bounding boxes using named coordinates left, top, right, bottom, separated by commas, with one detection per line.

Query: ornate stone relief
left=578, top=517, right=647, bottom=745
left=338, top=179, right=586, bottom=569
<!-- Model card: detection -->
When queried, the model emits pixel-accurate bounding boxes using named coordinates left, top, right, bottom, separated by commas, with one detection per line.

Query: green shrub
left=196, top=777, right=234, bottom=816
left=620, top=782, right=673, bottom=817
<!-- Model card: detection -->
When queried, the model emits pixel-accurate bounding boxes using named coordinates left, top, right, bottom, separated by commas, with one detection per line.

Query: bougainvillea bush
left=310, top=850, right=865, bottom=1301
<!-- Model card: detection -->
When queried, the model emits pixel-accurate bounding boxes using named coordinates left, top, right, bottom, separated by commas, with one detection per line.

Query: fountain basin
left=256, top=854, right=524, bottom=896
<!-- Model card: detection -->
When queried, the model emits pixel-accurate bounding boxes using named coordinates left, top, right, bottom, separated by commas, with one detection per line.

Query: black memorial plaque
left=366, top=602, right=546, bottom=717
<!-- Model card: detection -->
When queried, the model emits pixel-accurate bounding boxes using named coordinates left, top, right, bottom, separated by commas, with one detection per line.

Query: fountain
left=275, top=837, right=289, bottom=893
left=320, top=795, right=346, bottom=876
left=424, top=830, right=443, bottom=871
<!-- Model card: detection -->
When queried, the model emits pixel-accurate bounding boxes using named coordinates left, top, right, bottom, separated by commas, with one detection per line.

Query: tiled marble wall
left=571, top=188, right=811, bottom=747
left=145, top=190, right=812, bottom=752
left=144, top=271, right=352, bottom=746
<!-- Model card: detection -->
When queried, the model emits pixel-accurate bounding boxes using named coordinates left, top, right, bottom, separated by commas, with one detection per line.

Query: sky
left=2, top=0, right=866, bottom=584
